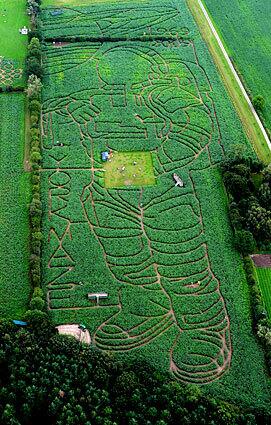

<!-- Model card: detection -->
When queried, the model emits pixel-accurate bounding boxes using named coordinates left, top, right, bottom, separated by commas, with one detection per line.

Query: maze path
left=41, top=36, right=231, bottom=384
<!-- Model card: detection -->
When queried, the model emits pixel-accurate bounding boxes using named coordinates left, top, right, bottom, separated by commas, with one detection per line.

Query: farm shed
left=88, top=292, right=108, bottom=304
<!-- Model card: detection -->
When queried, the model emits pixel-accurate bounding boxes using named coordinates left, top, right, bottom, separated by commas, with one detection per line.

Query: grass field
left=186, top=0, right=271, bottom=164
left=0, top=93, right=31, bottom=319
left=256, top=268, right=271, bottom=319
left=40, top=0, right=270, bottom=408
left=201, top=0, right=271, bottom=160
left=0, top=0, right=28, bottom=87
left=104, top=152, right=155, bottom=188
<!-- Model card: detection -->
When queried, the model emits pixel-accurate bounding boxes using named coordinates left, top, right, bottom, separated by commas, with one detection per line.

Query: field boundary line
left=187, top=0, right=271, bottom=162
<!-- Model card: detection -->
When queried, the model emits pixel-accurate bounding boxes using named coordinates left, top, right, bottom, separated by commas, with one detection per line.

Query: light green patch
left=256, top=267, right=271, bottom=319
left=103, top=151, right=155, bottom=188
left=0, top=0, right=28, bottom=86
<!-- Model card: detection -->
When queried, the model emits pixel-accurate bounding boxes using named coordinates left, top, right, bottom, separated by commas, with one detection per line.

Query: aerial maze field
left=41, top=0, right=270, bottom=405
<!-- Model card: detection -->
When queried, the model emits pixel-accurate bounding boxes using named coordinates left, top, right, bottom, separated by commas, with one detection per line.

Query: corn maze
left=0, top=57, right=23, bottom=87
left=41, top=1, right=270, bottom=400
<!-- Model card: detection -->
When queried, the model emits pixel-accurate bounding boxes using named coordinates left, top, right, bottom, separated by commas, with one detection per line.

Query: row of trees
left=0, top=319, right=269, bottom=425
left=25, top=5, right=45, bottom=316
left=26, top=0, right=42, bottom=39
left=221, top=153, right=271, bottom=373
left=221, top=155, right=271, bottom=254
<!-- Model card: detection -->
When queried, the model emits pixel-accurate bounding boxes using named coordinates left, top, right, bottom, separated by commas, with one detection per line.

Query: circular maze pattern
left=41, top=11, right=231, bottom=385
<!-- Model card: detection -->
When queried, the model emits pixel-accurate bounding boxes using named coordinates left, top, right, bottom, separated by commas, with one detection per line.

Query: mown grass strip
left=256, top=268, right=271, bottom=319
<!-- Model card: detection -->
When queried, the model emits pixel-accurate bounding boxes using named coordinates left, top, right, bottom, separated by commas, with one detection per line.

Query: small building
left=101, top=151, right=109, bottom=162
left=19, top=26, right=28, bottom=35
left=88, top=292, right=108, bottom=304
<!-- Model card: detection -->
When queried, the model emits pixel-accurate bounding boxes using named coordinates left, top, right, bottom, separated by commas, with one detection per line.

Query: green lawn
left=186, top=0, right=271, bottom=164
left=104, top=151, right=155, bottom=188
left=256, top=268, right=271, bottom=319
left=0, top=0, right=28, bottom=86
left=0, top=93, right=31, bottom=319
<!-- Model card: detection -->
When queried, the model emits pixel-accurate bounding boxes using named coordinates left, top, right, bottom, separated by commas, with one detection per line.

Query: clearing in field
left=0, top=0, right=28, bottom=87
left=104, top=151, right=155, bottom=188
left=40, top=0, right=270, bottom=407
left=256, top=267, right=271, bottom=319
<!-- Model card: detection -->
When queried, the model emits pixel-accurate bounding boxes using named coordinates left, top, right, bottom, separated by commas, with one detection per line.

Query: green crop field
left=203, top=0, right=271, bottom=137
left=40, top=0, right=270, bottom=408
left=0, top=93, right=31, bottom=319
left=0, top=0, right=28, bottom=87
left=42, top=0, right=135, bottom=6
left=257, top=268, right=271, bottom=319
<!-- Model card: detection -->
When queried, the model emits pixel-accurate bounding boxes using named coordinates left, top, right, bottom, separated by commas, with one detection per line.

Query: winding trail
left=195, top=0, right=271, bottom=154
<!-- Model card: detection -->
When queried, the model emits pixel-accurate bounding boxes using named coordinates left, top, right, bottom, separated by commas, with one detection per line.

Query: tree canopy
left=0, top=320, right=270, bottom=425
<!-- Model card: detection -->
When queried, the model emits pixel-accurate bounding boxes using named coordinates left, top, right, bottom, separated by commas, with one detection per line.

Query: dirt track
left=251, top=255, right=271, bottom=268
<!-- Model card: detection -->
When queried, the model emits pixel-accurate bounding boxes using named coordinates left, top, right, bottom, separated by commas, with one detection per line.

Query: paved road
left=197, top=0, right=271, bottom=154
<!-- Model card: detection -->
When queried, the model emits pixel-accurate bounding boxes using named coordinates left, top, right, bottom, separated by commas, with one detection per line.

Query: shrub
left=29, top=99, right=41, bottom=114
left=30, top=150, right=41, bottom=164
left=253, top=95, right=265, bottom=113
left=30, top=296, right=45, bottom=311
left=26, top=58, right=43, bottom=78
left=233, top=230, right=256, bottom=255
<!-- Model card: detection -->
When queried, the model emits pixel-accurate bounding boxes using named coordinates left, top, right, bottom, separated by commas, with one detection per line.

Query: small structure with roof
left=19, top=26, right=28, bottom=35
left=101, top=151, right=110, bottom=162
left=88, top=292, right=108, bottom=304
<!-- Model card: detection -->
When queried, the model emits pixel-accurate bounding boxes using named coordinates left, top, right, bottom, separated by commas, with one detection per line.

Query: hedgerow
left=25, top=10, right=45, bottom=317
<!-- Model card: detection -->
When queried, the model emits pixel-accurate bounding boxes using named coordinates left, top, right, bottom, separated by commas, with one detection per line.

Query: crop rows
left=41, top=33, right=233, bottom=385
left=41, top=2, right=189, bottom=40
left=0, top=93, right=30, bottom=318
left=40, top=1, right=270, bottom=402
